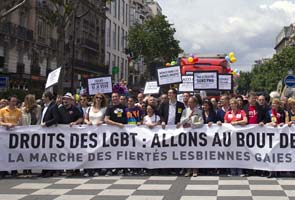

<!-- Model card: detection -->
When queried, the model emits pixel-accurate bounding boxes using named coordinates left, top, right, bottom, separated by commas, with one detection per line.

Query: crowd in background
left=0, top=80, right=294, bottom=178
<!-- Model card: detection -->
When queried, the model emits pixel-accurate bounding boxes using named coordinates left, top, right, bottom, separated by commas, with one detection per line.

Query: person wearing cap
left=58, top=92, right=83, bottom=126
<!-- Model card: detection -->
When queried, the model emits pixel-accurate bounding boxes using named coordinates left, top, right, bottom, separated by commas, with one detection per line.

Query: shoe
left=83, top=173, right=89, bottom=177
left=66, top=171, right=73, bottom=177
left=105, top=170, right=112, bottom=176
left=93, top=172, right=99, bottom=177
left=267, top=172, right=272, bottom=178
left=192, top=169, right=198, bottom=177
left=184, top=169, right=192, bottom=177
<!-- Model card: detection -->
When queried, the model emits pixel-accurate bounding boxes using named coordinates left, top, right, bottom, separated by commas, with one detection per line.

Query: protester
left=160, top=94, right=168, bottom=105
left=104, top=92, right=127, bottom=176
left=0, top=99, right=8, bottom=109
left=224, top=98, right=247, bottom=176
left=267, top=98, right=286, bottom=127
left=143, top=105, right=160, bottom=128
left=58, top=92, right=84, bottom=176
left=182, top=92, right=190, bottom=108
left=216, top=94, right=230, bottom=124
left=135, top=92, right=145, bottom=109
left=236, top=95, right=244, bottom=109
left=287, top=97, right=295, bottom=126
left=126, top=96, right=143, bottom=125
left=202, top=99, right=217, bottom=126
left=210, top=97, right=218, bottom=112
left=77, top=94, right=90, bottom=118
left=0, top=95, right=22, bottom=177
left=84, top=93, right=107, bottom=126
left=84, top=93, right=107, bottom=177
left=243, top=92, right=270, bottom=126
left=21, top=94, right=42, bottom=126
left=177, top=96, right=204, bottom=177
left=40, top=91, right=60, bottom=177
left=119, top=95, right=128, bottom=106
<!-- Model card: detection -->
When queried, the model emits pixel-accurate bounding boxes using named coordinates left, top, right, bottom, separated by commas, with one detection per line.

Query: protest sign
left=179, top=75, right=194, bottom=92
left=157, top=66, right=182, bottom=86
left=2, top=124, right=295, bottom=171
left=45, top=67, right=61, bottom=88
left=194, top=71, right=218, bottom=90
left=144, top=81, right=160, bottom=94
left=218, top=74, right=233, bottom=91
left=88, top=76, right=112, bottom=95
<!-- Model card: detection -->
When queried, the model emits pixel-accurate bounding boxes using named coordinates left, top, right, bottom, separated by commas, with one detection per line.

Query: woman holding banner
left=177, top=96, right=204, bottom=177
left=84, top=93, right=107, bottom=177
left=224, top=98, right=247, bottom=176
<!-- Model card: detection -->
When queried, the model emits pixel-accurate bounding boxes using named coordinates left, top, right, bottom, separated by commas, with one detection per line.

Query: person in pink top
left=224, top=98, right=248, bottom=125
left=223, top=98, right=248, bottom=176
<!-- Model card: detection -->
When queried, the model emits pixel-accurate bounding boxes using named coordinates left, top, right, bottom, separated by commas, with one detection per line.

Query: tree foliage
left=128, top=15, right=183, bottom=78
left=238, top=46, right=295, bottom=94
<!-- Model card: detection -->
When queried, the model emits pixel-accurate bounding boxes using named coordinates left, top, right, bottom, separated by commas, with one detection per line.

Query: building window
left=121, top=29, right=124, bottom=50
left=112, top=0, right=117, bottom=18
left=37, top=18, right=46, bottom=42
left=125, top=3, right=128, bottom=26
left=122, top=0, right=125, bottom=24
left=106, top=19, right=111, bottom=47
left=112, top=23, right=116, bottom=50
left=118, top=26, right=120, bottom=51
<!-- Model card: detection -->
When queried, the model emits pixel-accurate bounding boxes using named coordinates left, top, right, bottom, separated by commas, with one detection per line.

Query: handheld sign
left=179, top=75, right=194, bottom=92
left=45, top=67, right=61, bottom=89
left=157, top=66, right=182, bottom=86
left=88, top=76, right=112, bottom=95
left=218, top=74, right=233, bottom=91
left=144, top=81, right=160, bottom=94
left=284, top=75, right=295, bottom=87
left=193, top=71, right=218, bottom=90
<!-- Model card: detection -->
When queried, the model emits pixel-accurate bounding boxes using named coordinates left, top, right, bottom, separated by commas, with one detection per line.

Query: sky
left=157, top=0, right=295, bottom=71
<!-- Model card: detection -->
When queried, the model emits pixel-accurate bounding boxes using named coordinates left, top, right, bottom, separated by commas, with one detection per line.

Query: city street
left=0, top=175, right=295, bottom=200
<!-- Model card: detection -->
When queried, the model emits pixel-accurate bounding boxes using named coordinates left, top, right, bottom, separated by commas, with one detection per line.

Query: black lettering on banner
left=89, top=133, right=97, bottom=148
left=9, top=133, right=18, bottom=149
left=212, top=132, right=230, bottom=146
left=56, top=133, right=65, bottom=148
left=20, top=134, right=30, bottom=148
left=199, top=132, right=207, bottom=146
left=70, top=133, right=79, bottom=148
left=151, top=133, right=160, bottom=148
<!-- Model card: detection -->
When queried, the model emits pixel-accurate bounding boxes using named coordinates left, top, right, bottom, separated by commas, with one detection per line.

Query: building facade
left=64, top=0, right=107, bottom=92
left=105, top=0, right=130, bottom=83
left=0, top=0, right=58, bottom=93
left=275, top=24, right=295, bottom=53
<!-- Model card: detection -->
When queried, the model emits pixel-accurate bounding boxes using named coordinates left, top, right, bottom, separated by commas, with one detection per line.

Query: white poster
left=1, top=124, right=295, bottom=171
left=194, top=71, right=218, bottom=90
left=144, top=81, right=160, bottom=94
left=179, top=75, right=194, bottom=92
left=157, top=66, right=182, bottom=86
left=88, top=76, right=112, bottom=95
left=219, top=74, right=233, bottom=91
left=45, top=67, right=61, bottom=88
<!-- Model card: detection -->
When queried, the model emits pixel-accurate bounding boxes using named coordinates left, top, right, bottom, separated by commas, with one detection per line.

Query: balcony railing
left=80, top=38, right=99, bottom=52
left=74, top=59, right=108, bottom=74
left=0, top=22, right=34, bottom=42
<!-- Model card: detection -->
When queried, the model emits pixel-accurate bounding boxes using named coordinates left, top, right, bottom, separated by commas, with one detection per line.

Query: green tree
left=128, top=15, right=183, bottom=79
left=246, top=46, right=295, bottom=93
left=237, top=71, right=251, bottom=94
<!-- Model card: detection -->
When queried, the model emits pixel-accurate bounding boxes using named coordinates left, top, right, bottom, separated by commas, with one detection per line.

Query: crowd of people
left=0, top=85, right=294, bottom=178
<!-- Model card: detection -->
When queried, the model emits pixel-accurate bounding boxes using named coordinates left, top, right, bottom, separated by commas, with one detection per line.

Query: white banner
left=45, top=67, right=61, bottom=89
left=194, top=71, right=218, bottom=90
left=179, top=75, right=194, bottom=92
left=157, top=66, right=182, bottom=86
left=144, top=81, right=160, bottom=94
left=219, top=74, right=233, bottom=91
left=88, top=76, right=112, bottom=95
left=2, top=124, right=295, bottom=171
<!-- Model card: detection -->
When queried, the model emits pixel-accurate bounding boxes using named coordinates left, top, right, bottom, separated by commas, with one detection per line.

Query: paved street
left=0, top=175, right=295, bottom=200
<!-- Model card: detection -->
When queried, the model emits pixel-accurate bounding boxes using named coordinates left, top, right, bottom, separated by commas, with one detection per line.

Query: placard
left=45, top=67, right=61, bottom=88
left=179, top=75, right=194, bottom=92
left=87, top=76, right=112, bottom=95
left=193, top=71, right=218, bottom=90
left=218, top=74, right=233, bottom=91
left=157, top=66, right=182, bottom=86
left=144, top=81, right=160, bottom=94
